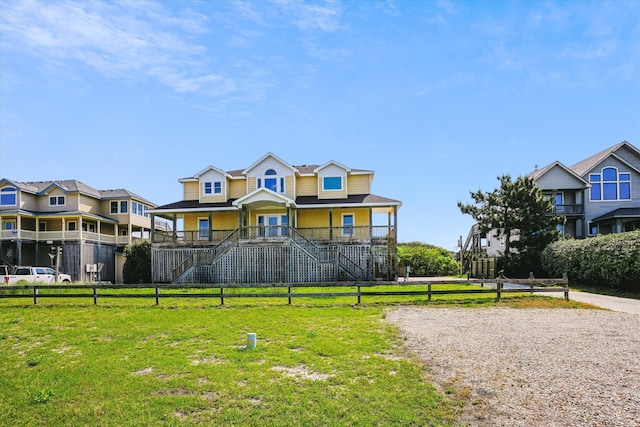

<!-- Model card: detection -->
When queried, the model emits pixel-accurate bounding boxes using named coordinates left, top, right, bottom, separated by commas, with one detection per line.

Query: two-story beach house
left=149, top=153, right=402, bottom=284
left=463, top=141, right=640, bottom=258
left=0, top=179, right=159, bottom=282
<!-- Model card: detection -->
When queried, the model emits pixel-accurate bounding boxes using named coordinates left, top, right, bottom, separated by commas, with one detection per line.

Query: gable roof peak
left=314, top=160, right=351, bottom=173
left=571, top=140, right=640, bottom=176
left=242, top=152, right=296, bottom=175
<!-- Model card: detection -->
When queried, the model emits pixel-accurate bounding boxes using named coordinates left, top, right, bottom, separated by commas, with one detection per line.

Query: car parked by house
left=4, top=266, right=71, bottom=284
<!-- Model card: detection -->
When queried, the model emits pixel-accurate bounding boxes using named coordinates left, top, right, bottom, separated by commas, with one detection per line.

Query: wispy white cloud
left=1, top=0, right=212, bottom=91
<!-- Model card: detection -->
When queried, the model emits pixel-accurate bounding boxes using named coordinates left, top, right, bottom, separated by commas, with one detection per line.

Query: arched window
left=0, top=187, right=17, bottom=206
left=258, top=169, right=285, bottom=193
left=589, top=167, right=631, bottom=201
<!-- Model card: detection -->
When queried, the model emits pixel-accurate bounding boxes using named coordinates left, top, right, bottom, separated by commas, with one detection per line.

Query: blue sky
left=1, top=0, right=639, bottom=250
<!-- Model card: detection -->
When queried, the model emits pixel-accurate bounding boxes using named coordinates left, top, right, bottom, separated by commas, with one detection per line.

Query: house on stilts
left=149, top=153, right=401, bottom=284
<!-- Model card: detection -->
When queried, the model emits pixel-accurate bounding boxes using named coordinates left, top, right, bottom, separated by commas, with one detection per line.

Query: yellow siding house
left=150, top=153, right=401, bottom=284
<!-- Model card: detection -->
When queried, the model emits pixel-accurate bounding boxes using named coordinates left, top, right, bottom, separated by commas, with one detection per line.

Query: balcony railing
left=550, top=204, right=584, bottom=215
left=0, top=229, right=137, bottom=245
left=153, top=226, right=396, bottom=245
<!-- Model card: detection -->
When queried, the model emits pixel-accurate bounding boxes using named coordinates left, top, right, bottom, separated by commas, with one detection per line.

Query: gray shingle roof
left=570, top=141, right=639, bottom=177
left=1, top=179, right=155, bottom=206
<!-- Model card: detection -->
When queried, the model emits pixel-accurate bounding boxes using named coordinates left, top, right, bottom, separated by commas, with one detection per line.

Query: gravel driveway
left=386, top=307, right=640, bottom=426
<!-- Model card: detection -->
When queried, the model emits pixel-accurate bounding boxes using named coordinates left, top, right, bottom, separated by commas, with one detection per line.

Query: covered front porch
left=150, top=188, right=398, bottom=247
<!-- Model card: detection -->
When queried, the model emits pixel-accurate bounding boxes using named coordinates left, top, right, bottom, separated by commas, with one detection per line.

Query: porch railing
left=0, top=229, right=129, bottom=245
left=153, top=225, right=396, bottom=245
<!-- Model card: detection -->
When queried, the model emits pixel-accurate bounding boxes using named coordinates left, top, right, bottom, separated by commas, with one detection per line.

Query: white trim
left=314, top=160, right=351, bottom=173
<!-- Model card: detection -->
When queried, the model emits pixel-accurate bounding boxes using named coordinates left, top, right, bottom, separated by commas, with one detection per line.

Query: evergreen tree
left=458, top=174, right=563, bottom=264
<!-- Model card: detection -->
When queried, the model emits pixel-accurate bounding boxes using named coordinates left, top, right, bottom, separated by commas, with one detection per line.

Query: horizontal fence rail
left=0, top=278, right=569, bottom=306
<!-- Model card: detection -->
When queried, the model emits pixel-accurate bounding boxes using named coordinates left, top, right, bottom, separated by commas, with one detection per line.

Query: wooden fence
left=0, top=278, right=569, bottom=306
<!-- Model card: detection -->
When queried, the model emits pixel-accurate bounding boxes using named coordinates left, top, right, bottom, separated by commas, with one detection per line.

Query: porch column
left=172, top=214, right=177, bottom=242
left=329, top=209, right=333, bottom=240
left=17, top=240, right=22, bottom=266
left=393, top=207, right=398, bottom=241
left=369, top=208, right=373, bottom=241
left=150, top=214, right=155, bottom=243
left=209, top=212, right=213, bottom=242
left=62, top=217, right=66, bottom=241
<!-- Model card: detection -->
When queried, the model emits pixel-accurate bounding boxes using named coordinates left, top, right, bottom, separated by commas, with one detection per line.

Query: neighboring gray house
left=533, top=140, right=640, bottom=237
left=463, top=141, right=640, bottom=258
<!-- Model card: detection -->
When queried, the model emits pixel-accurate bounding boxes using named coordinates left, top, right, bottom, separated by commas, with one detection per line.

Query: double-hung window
left=110, top=201, right=118, bottom=214
left=0, top=187, right=17, bottom=206
left=204, top=182, right=222, bottom=195
left=590, top=167, right=631, bottom=201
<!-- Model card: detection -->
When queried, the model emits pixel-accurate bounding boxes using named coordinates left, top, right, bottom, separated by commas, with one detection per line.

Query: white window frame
left=198, top=217, right=210, bottom=240
left=204, top=182, right=212, bottom=195
left=341, top=213, right=354, bottom=236
left=3, top=220, right=16, bottom=230
left=49, top=195, right=66, bottom=206
left=589, top=167, right=632, bottom=202
left=0, top=187, right=17, bottom=206
left=322, top=176, right=343, bottom=192
left=67, top=221, right=77, bottom=231
left=110, top=201, right=118, bottom=214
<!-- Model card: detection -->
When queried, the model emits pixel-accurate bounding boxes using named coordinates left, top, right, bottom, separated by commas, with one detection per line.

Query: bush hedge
left=541, top=231, right=640, bottom=290
left=123, top=239, right=152, bottom=284
left=398, top=243, right=460, bottom=277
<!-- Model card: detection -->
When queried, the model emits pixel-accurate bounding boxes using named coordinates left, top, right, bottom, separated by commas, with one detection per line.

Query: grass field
left=0, top=289, right=586, bottom=426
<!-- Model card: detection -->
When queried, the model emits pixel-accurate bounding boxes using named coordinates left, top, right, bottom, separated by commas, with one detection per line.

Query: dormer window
left=323, top=176, right=343, bottom=191
left=49, top=196, right=65, bottom=206
left=0, top=187, right=17, bottom=206
left=204, top=181, right=222, bottom=195
left=257, top=169, right=285, bottom=193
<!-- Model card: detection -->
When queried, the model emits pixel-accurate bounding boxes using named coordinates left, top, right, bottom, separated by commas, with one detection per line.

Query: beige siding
left=183, top=182, right=199, bottom=201
left=285, top=176, right=295, bottom=199
left=228, top=179, right=246, bottom=199
left=335, top=208, right=370, bottom=226
left=79, top=195, right=101, bottom=214
left=247, top=177, right=257, bottom=193
left=296, top=176, right=317, bottom=196
left=347, top=175, right=370, bottom=195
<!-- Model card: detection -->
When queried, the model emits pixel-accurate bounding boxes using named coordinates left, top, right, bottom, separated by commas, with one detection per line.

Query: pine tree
left=458, top=174, right=563, bottom=263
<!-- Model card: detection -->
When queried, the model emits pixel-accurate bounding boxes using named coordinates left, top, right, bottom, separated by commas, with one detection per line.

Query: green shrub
left=123, top=240, right=152, bottom=284
left=398, top=243, right=460, bottom=276
left=541, top=231, right=640, bottom=290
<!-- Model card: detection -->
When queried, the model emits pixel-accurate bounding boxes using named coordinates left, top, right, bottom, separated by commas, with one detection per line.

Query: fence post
left=357, top=285, right=361, bottom=305
left=155, top=287, right=160, bottom=305
left=496, top=280, right=502, bottom=302
left=428, top=283, right=432, bottom=301
left=529, top=272, right=535, bottom=295
left=288, top=286, right=292, bottom=305
left=220, top=286, right=224, bottom=305
left=563, top=272, right=569, bottom=301
left=33, top=287, right=38, bottom=305
left=93, top=286, right=98, bottom=305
